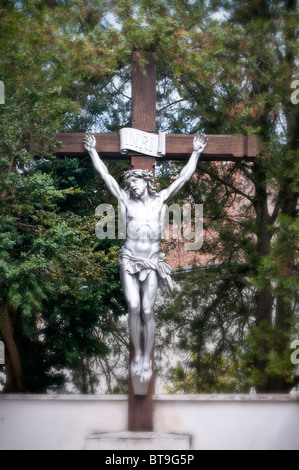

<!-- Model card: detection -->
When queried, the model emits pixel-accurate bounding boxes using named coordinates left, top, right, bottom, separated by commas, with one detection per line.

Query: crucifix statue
left=31, top=50, right=261, bottom=432
left=83, top=132, right=207, bottom=384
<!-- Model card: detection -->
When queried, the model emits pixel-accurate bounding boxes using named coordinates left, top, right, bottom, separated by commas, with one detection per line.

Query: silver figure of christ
left=84, top=133, right=207, bottom=383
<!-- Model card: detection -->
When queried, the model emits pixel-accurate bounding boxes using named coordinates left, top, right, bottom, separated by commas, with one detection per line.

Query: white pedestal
left=85, top=432, right=191, bottom=450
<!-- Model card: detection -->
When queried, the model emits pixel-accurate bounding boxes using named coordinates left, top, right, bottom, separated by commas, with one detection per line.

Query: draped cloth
left=119, top=247, right=173, bottom=296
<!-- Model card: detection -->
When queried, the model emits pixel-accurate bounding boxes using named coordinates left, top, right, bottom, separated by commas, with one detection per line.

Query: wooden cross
left=31, top=52, right=261, bottom=433
left=50, top=56, right=261, bottom=165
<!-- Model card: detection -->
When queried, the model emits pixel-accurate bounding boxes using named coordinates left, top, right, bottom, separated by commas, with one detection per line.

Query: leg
left=121, top=268, right=142, bottom=375
left=140, top=271, right=158, bottom=382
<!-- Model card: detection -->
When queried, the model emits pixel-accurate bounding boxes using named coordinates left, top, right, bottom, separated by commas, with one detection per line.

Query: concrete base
left=85, top=432, right=191, bottom=450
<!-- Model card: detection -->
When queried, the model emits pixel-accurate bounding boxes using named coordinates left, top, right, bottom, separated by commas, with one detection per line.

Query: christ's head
left=124, top=170, right=157, bottom=199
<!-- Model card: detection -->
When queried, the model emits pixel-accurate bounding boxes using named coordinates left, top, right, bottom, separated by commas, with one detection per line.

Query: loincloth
left=119, top=247, right=173, bottom=296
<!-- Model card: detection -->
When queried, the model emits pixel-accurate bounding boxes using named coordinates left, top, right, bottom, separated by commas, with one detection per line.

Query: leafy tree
left=0, top=0, right=298, bottom=394
left=0, top=0, right=129, bottom=392
left=155, top=0, right=299, bottom=392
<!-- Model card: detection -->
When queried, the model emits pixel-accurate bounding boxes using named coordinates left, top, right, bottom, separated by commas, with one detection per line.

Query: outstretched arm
left=161, top=134, right=208, bottom=203
left=84, top=134, right=124, bottom=201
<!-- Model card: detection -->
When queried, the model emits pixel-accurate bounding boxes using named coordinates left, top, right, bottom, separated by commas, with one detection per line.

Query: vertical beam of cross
left=130, top=51, right=156, bottom=175
left=128, top=52, right=156, bottom=432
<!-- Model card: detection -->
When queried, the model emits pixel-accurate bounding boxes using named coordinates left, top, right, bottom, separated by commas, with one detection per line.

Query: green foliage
left=155, top=0, right=298, bottom=392
left=254, top=215, right=299, bottom=302
left=164, top=355, right=249, bottom=394
left=246, top=321, right=295, bottom=387
left=156, top=266, right=255, bottom=393
left=0, top=0, right=129, bottom=392
left=0, top=0, right=298, bottom=393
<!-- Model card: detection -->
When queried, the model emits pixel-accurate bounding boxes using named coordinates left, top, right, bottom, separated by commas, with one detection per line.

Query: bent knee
left=128, top=303, right=140, bottom=316
left=143, top=308, right=153, bottom=321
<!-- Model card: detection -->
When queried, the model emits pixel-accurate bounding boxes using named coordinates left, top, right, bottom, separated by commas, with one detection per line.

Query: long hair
left=124, top=169, right=157, bottom=198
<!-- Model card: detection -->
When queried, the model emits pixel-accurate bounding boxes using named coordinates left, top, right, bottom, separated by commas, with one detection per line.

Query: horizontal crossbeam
left=32, top=133, right=261, bottom=162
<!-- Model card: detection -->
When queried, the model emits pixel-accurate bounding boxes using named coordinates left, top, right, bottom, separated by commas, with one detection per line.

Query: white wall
left=154, top=395, right=299, bottom=450
left=0, top=395, right=128, bottom=450
left=0, top=394, right=298, bottom=450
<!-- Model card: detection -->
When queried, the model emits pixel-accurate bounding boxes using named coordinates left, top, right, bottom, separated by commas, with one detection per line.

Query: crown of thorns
left=123, top=169, right=154, bottom=183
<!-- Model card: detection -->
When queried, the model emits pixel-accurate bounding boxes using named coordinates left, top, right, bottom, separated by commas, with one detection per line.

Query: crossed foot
left=131, top=356, right=152, bottom=383
left=131, top=355, right=143, bottom=376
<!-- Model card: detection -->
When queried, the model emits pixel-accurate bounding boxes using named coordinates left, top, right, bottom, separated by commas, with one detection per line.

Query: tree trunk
left=253, top=159, right=273, bottom=321
left=0, top=305, right=26, bottom=393
left=253, top=159, right=274, bottom=392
